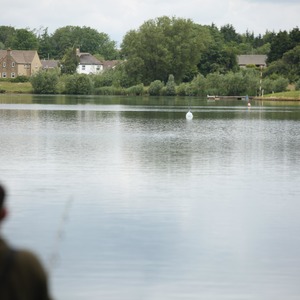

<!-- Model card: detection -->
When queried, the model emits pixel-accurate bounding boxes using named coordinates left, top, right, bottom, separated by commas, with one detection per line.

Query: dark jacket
left=0, top=238, right=51, bottom=300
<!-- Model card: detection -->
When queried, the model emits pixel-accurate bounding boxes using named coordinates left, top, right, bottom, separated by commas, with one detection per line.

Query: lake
left=1, top=94, right=300, bottom=300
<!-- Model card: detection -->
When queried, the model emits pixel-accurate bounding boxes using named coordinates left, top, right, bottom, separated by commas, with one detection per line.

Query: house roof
left=41, top=59, right=59, bottom=69
left=78, top=53, right=102, bottom=65
left=238, top=55, right=267, bottom=66
left=102, top=60, right=120, bottom=70
left=0, top=49, right=38, bottom=64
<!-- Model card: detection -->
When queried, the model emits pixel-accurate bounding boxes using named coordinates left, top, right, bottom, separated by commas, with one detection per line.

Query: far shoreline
left=1, top=92, right=300, bottom=101
left=254, top=97, right=300, bottom=101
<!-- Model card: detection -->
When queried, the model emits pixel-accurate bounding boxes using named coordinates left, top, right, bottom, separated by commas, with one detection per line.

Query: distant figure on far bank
left=0, top=184, right=52, bottom=300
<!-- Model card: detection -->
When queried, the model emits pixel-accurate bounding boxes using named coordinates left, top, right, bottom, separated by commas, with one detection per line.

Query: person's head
left=0, top=184, right=7, bottom=221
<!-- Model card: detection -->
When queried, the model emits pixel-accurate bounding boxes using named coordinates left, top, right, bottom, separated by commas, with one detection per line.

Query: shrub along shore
left=0, top=72, right=300, bottom=100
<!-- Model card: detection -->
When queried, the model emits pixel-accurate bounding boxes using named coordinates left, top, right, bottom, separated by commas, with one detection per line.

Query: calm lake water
left=1, top=94, right=300, bottom=300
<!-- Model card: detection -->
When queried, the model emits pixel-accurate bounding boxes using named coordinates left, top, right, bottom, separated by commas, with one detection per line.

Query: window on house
left=96, top=66, right=100, bottom=70
left=82, top=65, right=86, bottom=70
left=2, top=72, right=6, bottom=78
left=12, top=62, right=15, bottom=68
left=11, top=72, right=15, bottom=78
left=3, top=62, right=6, bottom=68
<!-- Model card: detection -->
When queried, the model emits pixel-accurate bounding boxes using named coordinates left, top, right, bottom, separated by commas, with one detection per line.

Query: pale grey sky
left=2, top=0, right=299, bottom=44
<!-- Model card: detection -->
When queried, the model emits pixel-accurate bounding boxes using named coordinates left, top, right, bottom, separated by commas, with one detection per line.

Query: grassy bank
left=0, top=81, right=33, bottom=94
left=256, top=90, right=300, bottom=100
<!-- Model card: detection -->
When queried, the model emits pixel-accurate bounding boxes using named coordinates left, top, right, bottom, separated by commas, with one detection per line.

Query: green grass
left=0, top=81, right=33, bottom=93
left=262, top=90, right=300, bottom=100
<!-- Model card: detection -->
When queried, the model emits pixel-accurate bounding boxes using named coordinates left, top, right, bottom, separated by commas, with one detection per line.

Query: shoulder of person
left=15, top=249, right=48, bottom=277
left=14, top=249, right=52, bottom=300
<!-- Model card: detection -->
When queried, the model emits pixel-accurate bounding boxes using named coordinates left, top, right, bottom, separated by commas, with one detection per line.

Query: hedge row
left=30, top=70, right=289, bottom=96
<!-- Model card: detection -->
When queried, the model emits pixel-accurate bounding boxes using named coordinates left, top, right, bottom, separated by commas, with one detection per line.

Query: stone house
left=0, top=49, right=42, bottom=78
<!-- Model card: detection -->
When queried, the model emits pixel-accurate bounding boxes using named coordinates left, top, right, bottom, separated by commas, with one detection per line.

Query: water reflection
left=1, top=95, right=300, bottom=300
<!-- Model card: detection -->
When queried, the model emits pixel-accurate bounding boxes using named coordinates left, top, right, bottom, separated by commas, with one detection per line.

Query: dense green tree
left=0, top=26, right=16, bottom=48
left=148, top=80, right=164, bottom=96
left=126, top=83, right=144, bottom=96
left=206, top=24, right=225, bottom=45
left=97, top=32, right=119, bottom=60
left=186, top=74, right=206, bottom=96
left=93, top=62, right=132, bottom=88
left=262, top=30, right=276, bottom=44
left=253, top=34, right=264, bottom=48
left=65, top=74, right=93, bottom=94
left=224, top=72, right=247, bottom=96
left=206, top=73, right=226, bottom=95
left=199, top=24, right=239, bottom=75
left=242, top=30, right=255, bottom=45
left=123, top=56, right=144, bottom=84
left=254, top=43, right=271, bottom=55
left=110, top=63, right=133, bottom=87
left=242, top=68, right=260, bottom=95
left=282, top=45, right=300, bottom=81
left=198, top=44, right=238, bottom=75
left=51, top=26, right=118, bottom=59
left=267, top=30, right=291, bottom=63
left=263, top=59, right=289, bottom=78
left=262, top=77, right=288, bottom=93
left=289, top=27, right=300, bottom=48
left=9, top=29, right=39, bottom=50
left=165, top=74, right=176, bottom=96
left=295, top=79, right=300, bottom=90
left=60, top=47, right=79, bottom=75
left=122, top=22, right=170, bottom=84
left=75, top=75, right=93, bottom=94
left=121, top=16, right=212, bottom=85
left=220, top=24, right=242, bottom=44
left=93, top=69, right=114, bottom=87
left=264, top=44, right=300, bottom=82
left=30, top=70, right=59, bottom=94
left=38, top=28, right=55, bottom=59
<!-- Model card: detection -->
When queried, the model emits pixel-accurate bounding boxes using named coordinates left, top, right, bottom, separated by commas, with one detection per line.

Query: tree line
left=0, top=25, right=119, bottom=60
left=1, top=17, right=300, bottom=94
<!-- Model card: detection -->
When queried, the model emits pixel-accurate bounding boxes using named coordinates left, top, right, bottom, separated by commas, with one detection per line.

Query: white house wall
left=77, top=64, right=103, bottom=75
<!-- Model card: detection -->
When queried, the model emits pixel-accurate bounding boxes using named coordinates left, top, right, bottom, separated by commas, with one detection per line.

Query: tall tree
left=121, top=16, right=212, bottom=84
left=220, top=24, right=242, bottom=44
left=60, top=47, right=79, bottom=74
left=282, top=45, right=300, bottom=81
left=38, top=28, right=55, bottom=59
left=10, top=29, right=39, bottom=50
left=198, top=45, right=237, bottom=75
left=0, top=26, right=16, bottom=48
left=51, top=26, right=118, bottom=59
left=267, top=30, right=291, bottom=63
left=289, top=27, right=300, bottom=48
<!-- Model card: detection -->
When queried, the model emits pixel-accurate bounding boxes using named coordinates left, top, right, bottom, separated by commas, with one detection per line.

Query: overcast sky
left=2, top=0, right=299, bottom=45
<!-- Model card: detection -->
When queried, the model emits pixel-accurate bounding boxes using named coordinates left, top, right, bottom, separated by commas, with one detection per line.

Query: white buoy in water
left=186, top=110, right=193, bottom=120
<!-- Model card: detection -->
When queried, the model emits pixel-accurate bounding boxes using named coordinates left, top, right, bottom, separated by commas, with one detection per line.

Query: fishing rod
left=47, top=196, right=73, bottom=272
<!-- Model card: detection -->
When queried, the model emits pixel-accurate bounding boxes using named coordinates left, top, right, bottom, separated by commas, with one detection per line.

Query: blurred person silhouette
left=0, top=184, right=52, bottom=300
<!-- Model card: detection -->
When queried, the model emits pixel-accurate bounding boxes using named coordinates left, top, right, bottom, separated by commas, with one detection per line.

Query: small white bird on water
left=186, top=110, right=193, bottom=120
